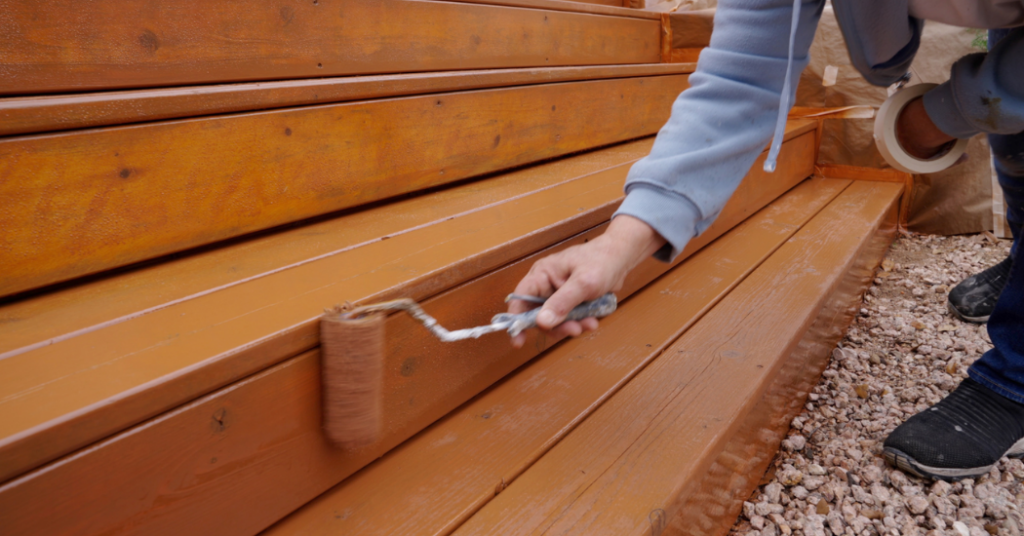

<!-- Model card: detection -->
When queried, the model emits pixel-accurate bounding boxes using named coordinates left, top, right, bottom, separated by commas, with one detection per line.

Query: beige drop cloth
left=797, top=6, right=994, bottom=235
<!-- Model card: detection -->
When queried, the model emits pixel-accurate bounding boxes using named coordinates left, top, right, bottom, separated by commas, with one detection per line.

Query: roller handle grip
left=491, top=293, right=618, bottom=337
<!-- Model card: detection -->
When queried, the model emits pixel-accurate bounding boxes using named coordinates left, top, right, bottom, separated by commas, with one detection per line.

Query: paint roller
left=319, top=293, right=618, bottom=448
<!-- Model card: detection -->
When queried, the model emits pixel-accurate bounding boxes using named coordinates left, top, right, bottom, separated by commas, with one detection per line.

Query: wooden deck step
left=258, top=177, right=852, bottom=536
left=451, top=180, right=901, bottom=536
left=0, top=126, right=816, bottom=536
left=1, top=73, right=690, bottom=296
left=0, top=0, right=662, bottom=95
left=252, top=178, right=900, bottom=536
left=0, top=64, right=692, bottom=137
left=0, top=122, right=815, bottom=494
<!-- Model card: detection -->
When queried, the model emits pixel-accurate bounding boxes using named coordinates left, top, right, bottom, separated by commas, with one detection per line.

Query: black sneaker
left=947, top=256, right=1013, bottom=323
left=883, top=378, right=1024, bottom=481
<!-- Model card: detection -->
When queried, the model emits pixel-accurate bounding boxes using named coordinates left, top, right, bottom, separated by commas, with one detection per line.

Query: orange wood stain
left=450, top=181, right=902, bottom=536
left=667, top=178, right=899, bottom=536
left=0, top=75, right=689, bottom=297
left=259, top=178, right=851, bottom=536
left=0, top=65, right=694, bottom=137
left=0, top=123, right=815, bottom=485
left=668, top=8, right=715, bottom=48
left=816, top=163, right=914, bottom=229
left=0, top=139, right=656, bottom=358
left=0, top=0, right=660, bottom=95
left=0, top=130, right=816, bottom=535
left=433, top=0, right=655, bottom=17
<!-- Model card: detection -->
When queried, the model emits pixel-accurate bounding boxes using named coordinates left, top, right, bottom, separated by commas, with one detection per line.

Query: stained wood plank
left=0, top=139, right=657, bottom=358
left=0, top=64, right=694, bottom=137
left=437, top=0, right=652, bottom=17
left=0, top=0, right=660, bottom=95
left=259, top=178, right=852, bottom=536
left=0, top=122, right=817, bottom=484
left=669, top=8, right=715, bottom=48
left=0, top=75, right=689, bottom=297
left=816, top=163, right=914, bottom=229
left=0, top=132, right=818, bottom=536
left=665, top=182, right=900, bottom=536
left=450, top=180, right=902, bottom=536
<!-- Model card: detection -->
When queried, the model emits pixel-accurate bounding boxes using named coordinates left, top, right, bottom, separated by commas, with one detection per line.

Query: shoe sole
left=947, top=300, right=990, bottom=324
left=884, top=437, right=1024, bottom=481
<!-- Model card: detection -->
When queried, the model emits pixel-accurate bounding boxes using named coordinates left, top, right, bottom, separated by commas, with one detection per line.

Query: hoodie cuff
left=923, top=81, right=982, bottom=139
left=613, top=184, right=701, bottom=263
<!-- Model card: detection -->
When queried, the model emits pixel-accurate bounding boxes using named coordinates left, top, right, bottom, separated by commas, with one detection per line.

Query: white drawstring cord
left=763, top=0, right=803, bottom=172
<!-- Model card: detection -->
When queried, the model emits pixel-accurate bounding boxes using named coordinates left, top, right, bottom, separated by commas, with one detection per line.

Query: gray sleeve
left=923, top=28, right=1024, bottom=138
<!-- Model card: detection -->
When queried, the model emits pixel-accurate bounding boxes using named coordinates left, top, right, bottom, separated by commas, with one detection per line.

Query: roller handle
left=491, top=293, right=618, bottom=337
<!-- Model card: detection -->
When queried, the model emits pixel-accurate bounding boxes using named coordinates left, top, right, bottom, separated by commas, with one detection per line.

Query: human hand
left=896, top=96, right=959, bottom=160
left=508, top=215, right=665, bottom=348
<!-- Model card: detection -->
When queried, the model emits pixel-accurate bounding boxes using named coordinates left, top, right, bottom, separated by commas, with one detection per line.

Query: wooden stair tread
left=0, top=129, right=817, bottom=536
left=0, top=0, right=661, bottom=95
left=450, top=180, right=902, bottom=536
left=259, top=177, right=852, bottom=536
left=0, top=121, right=816, bottom=485
left=0, top=64, right=693, bottom=137
left=1, top=74, right=689, bottom=297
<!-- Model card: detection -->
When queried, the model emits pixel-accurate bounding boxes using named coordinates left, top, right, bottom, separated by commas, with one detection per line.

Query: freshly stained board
left=435, top=0, right=653, bottom=17
left=0, top=64, right=693, bottom=137
left=0, top=0, right=660, bottom=95
left=0, top=122, right=816, bottom=486
left=0, top=130, right=817, bottom=536
left=451, top=181, right=902, bottom=536
left=0, top=139, right=658, bottom=358
left=260, top=178, right=852, bottom=536
left=0, top=75, right=689, bottom=296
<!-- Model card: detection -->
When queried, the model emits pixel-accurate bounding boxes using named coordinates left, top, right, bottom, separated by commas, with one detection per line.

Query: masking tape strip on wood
left=873, top=83, right=969, bottom=174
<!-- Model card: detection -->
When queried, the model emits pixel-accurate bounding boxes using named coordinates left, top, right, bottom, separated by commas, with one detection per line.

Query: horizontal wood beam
left=669, top=8, right=715, bottom=48
left=0, top=0, right=660, bottom=95
left=0, top=139, right=658, bottom=359
left=452, top=180, right=902, bottom=536
left=0, top=64, right=694, bottom=137
left=0, top=131, right=817, bottom=536
left=0, top=75, right=689, bottom=297
left=0, top=121, right=816, bottom=485
left=434, top=0, right=654, bottom=17
left=259, top=178, right=852, bottom=536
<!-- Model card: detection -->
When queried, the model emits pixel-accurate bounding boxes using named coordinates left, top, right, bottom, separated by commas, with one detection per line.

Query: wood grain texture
left=0, top=64, right=694, bottom=137
left=0, top=123, right=815, bottom=486
left=0, top=139, right=657, bottom=359
left=668, top=8, right=715, bottom=48
left=0, top=0, right=660, bottom=95
left=0, top=130, right=817, bottom=536
left=436, top=0, right=653, bottom=17
left=816, top=163, right=914, bottom=229
left=260, top=178, right=852, bottom=536
left=0, top=75, right=689, bottom=297
left=665, top=178, right=899, bottom=536
left=451, top=180, right=902, bottom=536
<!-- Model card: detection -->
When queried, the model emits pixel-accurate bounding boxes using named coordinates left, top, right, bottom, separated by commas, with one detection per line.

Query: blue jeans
left=965, top=29, right=1024, bottom=403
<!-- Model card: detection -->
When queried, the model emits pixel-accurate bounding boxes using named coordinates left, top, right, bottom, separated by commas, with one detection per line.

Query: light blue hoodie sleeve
left=613, top=0, right=824, bottom=261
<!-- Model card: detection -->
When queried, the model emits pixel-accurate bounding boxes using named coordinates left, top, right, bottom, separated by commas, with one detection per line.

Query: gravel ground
left=730, top=232, right=1018, bottom=536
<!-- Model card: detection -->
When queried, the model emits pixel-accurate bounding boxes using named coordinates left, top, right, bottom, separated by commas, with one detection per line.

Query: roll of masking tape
left=874, top=83, right=968, bottom=174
